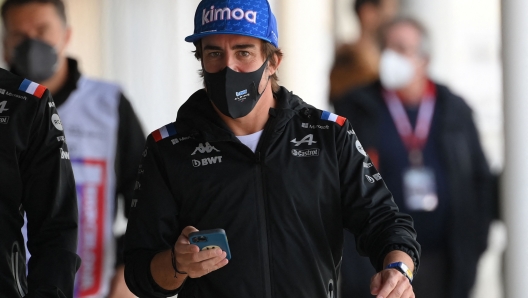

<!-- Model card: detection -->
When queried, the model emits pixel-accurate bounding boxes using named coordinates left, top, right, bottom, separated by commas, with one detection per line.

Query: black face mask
left=203, top=59, right=269, bottom=119
left=10, top=38, right=58, bottom=82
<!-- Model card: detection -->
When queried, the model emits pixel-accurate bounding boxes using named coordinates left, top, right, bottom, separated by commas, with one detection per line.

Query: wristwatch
left=386, top=262, right=413, bottom=283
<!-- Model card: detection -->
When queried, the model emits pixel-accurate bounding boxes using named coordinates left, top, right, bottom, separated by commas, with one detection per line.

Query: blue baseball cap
left=185, top=0, right=279, bottom=48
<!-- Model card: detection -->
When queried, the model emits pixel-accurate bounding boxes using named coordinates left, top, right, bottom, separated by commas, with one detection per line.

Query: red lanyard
left=383, top=81, right=437, bottom=152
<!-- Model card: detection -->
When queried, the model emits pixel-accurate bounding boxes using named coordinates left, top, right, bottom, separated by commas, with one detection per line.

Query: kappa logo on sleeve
left=365, top=175, right=375, bottom=183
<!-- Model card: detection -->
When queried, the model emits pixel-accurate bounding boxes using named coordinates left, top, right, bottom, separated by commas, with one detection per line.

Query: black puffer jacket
left=124, top=87, right=420, bottom=298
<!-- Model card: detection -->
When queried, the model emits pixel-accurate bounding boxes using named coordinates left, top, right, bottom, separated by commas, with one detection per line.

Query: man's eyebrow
left=203, top=44, right=256, bottom=51
left=203, top=45, right=223, bottom=51
left=232, top=44, right=256, bottom=50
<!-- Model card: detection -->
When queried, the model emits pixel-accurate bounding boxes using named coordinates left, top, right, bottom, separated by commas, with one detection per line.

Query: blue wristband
left=386, top=262, right=413, bottom=283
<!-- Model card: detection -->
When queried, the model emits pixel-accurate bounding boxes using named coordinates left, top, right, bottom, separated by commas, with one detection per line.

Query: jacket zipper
left=11, top=243, right=26, bottom=297
left=254, top=112, right=278, bottom=298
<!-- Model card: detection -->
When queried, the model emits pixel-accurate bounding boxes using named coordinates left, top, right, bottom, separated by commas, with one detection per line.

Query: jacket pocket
left=11, top=242, right=27, bottom=297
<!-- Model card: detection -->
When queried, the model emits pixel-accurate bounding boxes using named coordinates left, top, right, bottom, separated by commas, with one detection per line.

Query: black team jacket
left=124, top=87, right=421, bottom=298
left=0, top=68, right=80, bottom=297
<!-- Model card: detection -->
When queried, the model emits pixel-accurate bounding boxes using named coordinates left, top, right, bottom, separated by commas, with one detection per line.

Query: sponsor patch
left=60, top=148, right=70, bottom=160
left=19, top=79, right=46, bottom=99
left=171, top=135, right=192, bottom=145
left=365, top=175, right=375, bottom=183
left=192, top=156, right=223, bottom=167
left=373, top=173, right=382, bottom=181
left=291, top=134, right=317, bottom=146
left=51, top=114, right=63, bottom=131
left=363, top=162, right=373, bottom=168
left=152, top=124, right=177, bottom=142
left=291, top=148, right=320, bottom=157
left=321, top=111, right=346, bottom=127
left=355, top=140, right=367, bottom=156
left=0, top=116, right=9, bottom=124
left=202, top=6, right=258, bottom=25
left=192, top=142, right=220, bottom=155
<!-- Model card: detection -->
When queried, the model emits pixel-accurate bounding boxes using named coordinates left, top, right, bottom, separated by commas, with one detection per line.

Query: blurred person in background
left=124, top=0, right=421, bottom=297
left=329, top=0, right=400, bottom=103
left=2, top=0, right=145, bottom=297
left=334, top=17, right=494, bottom=298
left=0, top=68, right=80, bottom=297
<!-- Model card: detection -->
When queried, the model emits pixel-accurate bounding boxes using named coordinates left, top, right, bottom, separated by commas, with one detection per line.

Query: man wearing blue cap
left=124, top=0, right=420, bottom=297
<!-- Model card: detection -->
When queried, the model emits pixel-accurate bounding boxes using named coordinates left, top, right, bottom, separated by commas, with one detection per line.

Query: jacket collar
left=175, top=86, right=309, bottom=142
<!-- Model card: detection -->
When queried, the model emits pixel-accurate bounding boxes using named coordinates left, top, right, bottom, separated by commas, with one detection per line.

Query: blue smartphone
left=189, top=228, right=232, bottom=260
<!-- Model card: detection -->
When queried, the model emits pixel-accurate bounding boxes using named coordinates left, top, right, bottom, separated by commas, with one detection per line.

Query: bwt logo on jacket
left=193, top=156, right=223, bottom=167
left=202, top=6, right=258, bottom=25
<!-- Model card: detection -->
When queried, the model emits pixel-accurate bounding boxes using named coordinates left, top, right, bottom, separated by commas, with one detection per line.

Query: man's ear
left=268, top=53, right=282, bottom=76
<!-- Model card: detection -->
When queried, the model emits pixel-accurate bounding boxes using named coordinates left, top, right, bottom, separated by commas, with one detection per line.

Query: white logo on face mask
left=379, top=49, right=415, bottom=90
left=202, top=6, right=257, bottom=25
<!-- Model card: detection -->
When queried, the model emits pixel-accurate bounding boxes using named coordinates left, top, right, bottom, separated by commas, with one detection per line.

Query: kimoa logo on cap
left=202, top=6, right=258, bottom=25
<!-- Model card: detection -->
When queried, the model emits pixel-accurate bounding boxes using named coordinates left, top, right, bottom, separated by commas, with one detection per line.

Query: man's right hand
left=174, top=226, right=229, bottom=278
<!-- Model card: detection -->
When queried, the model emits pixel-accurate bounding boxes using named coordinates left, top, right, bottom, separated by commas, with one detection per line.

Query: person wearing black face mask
left=203, top=57, right=270, bottom=119
left=1, top=1, right=145, bottom=297
left=124, top=1, right=420, bottom=298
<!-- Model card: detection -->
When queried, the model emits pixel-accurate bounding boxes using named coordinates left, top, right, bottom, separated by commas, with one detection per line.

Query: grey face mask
left=10, top=38, right=58, bottom=82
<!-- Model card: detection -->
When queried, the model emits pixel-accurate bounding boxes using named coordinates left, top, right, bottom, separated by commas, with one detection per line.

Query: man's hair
left=379, top=17, right=431, bottom=58
left=1, top=0, right=67, bottom=24
left=353, top=0, right=382, bottom=16
left=194, top=39, right=283, bottom=93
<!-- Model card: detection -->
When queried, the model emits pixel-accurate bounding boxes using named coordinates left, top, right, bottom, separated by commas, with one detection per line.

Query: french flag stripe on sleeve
left=18, top=79, right=47, bottom=99
left=321, top=111, right=346, bottom=127
left=152, top=124, right=177, bottom=142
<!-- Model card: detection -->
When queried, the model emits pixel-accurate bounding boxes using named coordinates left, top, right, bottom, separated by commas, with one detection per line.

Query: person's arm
left=336, top=119, right=420, bottom=296
left=124, top=134, right=228, bottom=297
left=109, top=94, right=145, bottom=298
left=22, top=90, right=81, bottom=297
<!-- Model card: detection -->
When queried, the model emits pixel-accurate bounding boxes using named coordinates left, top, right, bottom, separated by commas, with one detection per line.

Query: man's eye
left=239, top=51, right=250, bottom=57
left=208, top=52, right=221, bottom=58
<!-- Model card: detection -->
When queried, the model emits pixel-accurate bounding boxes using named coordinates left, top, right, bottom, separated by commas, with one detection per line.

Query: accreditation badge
left=402, top=167, right=438, bottom=212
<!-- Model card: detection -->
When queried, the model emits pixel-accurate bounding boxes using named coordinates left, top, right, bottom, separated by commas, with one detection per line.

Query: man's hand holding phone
left=174, top=226, right=229, bottom=278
